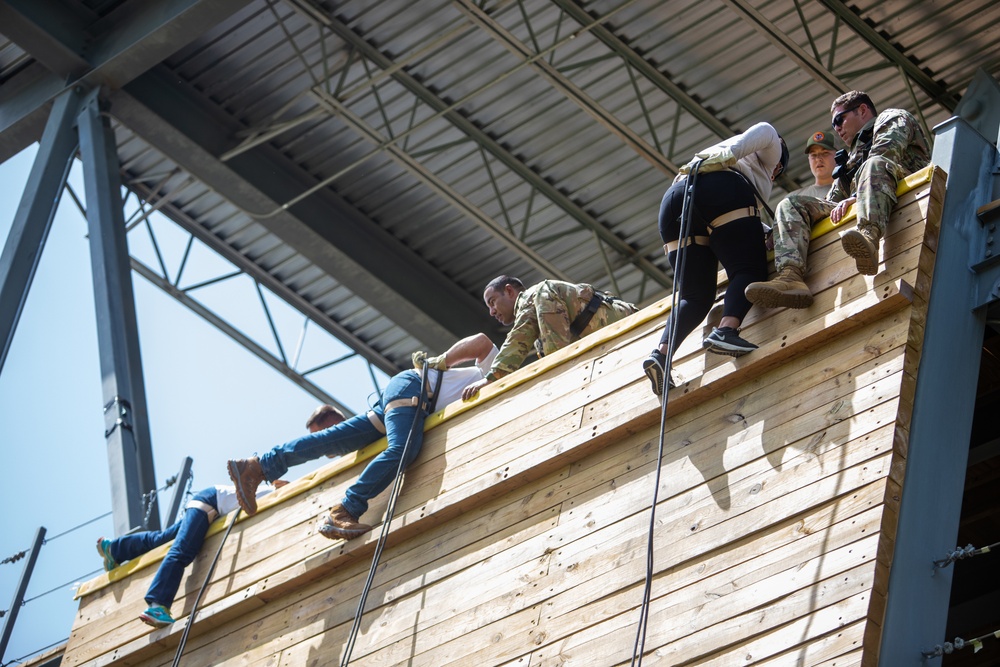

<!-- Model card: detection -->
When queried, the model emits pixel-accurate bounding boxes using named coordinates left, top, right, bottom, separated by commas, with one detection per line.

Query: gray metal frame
left=78, top=90, right=160, bottom=534
left=877, top=76, right=1000, bottom=663
left=0, top=87, right=81, bottom=374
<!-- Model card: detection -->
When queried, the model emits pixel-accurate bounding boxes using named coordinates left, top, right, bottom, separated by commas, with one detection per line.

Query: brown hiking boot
left=744, top=267, right=813, bottom=309
left=318, top=504, right=373, bottom=541
left=227, top=457, right=265, bottom=515
left=841, top=228, right=880, bottom=275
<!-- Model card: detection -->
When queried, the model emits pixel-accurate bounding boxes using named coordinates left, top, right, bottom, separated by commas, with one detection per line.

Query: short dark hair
left=306, top=404, right=346, bottom=430
left=485, top=275, right=525, bottom=294
left=831, top=91, right=877, bottom=116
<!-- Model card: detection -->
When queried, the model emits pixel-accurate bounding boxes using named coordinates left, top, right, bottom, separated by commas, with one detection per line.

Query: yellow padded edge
left=75, top=299, right=667, bottom=599
left=78, top=164, right=940, bottom=599
left=808, top=164, right=936, bottom=239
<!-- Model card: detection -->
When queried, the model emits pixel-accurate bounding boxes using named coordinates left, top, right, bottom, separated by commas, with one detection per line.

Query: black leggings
left=657, top=170, right=767, bottom=354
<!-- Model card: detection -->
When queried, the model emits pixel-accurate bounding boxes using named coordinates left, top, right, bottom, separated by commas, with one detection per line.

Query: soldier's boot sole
left=841, top=229, right=879, bottom=275
left=745, top=282, right=813, bottom=309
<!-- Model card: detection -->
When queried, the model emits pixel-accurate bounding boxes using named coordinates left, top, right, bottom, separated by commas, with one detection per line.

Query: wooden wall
left=62, top=168, right=945, bottom=667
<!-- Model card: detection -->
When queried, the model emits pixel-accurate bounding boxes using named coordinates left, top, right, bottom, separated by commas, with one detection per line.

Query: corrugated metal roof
left=2, top=0, right=997, bottom=371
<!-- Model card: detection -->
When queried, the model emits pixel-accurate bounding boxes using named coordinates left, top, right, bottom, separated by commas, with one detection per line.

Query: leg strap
left=706, top=206, right=757, bottom=233
left=664, top=235, right=710, bottom=254
left=366, top=410, right=386, bottom=435
left=185, top=500, right=219, bottom=523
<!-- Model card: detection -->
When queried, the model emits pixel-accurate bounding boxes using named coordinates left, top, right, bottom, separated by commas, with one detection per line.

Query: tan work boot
left=841, top=227, right=880, bottom=275
left=744, top=267, right=813, bottom=309
left=318, top=504, right=373, bottom=541
left=226, top=457, right=266, bottom=515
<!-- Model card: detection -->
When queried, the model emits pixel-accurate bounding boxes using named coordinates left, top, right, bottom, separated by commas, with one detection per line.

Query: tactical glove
left=412, top=350, right=448, bottom=370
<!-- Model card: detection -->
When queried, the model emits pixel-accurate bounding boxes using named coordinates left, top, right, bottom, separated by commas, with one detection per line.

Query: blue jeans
left=108, top=487, right=217, bottom=607
left=259, top=370, right=428, bottom=520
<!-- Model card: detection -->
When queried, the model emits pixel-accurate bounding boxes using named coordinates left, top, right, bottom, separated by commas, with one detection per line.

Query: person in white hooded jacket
left=641, top=122, right=788, bottom=396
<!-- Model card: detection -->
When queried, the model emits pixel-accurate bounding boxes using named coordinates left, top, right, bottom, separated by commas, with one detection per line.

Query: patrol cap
left=804, top=130, right=835, bottom=153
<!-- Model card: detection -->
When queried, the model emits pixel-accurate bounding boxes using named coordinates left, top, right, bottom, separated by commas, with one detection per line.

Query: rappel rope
left=340, top=364, right=433, bottom=667
left=170, top=508, right=242, bottom=667
left=630, top=160, right=701, bottom=667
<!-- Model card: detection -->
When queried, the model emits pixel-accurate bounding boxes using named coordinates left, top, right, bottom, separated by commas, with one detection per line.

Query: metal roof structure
left=1, top=0, right=998, bottom=377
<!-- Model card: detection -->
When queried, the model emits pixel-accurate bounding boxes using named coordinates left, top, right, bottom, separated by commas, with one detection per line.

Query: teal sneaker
left=95, top=537, right=117, bottom=572
left=139, top=604, right=175, bottom=628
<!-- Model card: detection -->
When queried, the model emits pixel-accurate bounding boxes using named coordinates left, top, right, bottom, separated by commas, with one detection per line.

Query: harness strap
left=569, top=291, right=619, bottom=341
left=185, top=499, right=219, bottom=523
left=706, top=206, right=758, bottom=233
left=664, top=235, right=710, bottom=254
left=727, top=168, right=775, bottom=220
left=368, top=386, right=436, bottom=434
left=366, top=410, right=386, bottom=435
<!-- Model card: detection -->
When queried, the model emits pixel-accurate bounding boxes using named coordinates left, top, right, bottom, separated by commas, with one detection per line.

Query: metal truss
left=63, top=170, right=387, bottom=418
left=257, top=0, right=675, bottom=293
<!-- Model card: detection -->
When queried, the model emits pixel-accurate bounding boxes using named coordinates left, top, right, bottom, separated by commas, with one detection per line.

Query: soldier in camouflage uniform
left=745, top=91, right=930, bottom=309
left=461, top=276, right=637, bottom=400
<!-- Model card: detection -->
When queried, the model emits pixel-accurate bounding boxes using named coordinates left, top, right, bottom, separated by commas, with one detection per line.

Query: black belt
left=570, top=291, right=617, bottom=341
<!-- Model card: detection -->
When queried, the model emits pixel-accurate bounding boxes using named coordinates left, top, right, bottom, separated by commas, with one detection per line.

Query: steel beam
left=720, top=0, right=847, bottom=94
left=130, top=257, right=350, bottom=414
left=877, top=116, right=998, bottom=663
left=111, top=72, right=494, bottom=352
left=453, top=0, right=680, bottom=176
left=0, top=86, right=82, bottom=375
left=0, top=0, right=253, bottom=160
left=164, top=457, right=193, bottom=526
left=78, top=91, right=159, bottom=535
left=0, top=526, right=45, bottom=663
left=813, top=0, right=959, bottom=112
left=547, top=0, right=735, bottom=141
left=289, top=0, right=671, bottom=289
left=311, top=88, right=569, bottom=280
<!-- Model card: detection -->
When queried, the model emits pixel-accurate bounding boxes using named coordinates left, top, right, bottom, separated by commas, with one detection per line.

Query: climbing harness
left=630, top=160, right=701, bottom=667
left=340, top=364, right=438, bottom=667
left=170, top=507, right=242, bottom=667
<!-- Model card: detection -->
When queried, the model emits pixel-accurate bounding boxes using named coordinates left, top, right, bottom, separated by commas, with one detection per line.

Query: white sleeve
left=729, top=122, right=781, bottom=167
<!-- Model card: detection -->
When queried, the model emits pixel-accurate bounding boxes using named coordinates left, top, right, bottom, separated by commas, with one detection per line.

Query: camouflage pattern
left=772, top=108, right=930, bottom=272
left=489, top=280, right=638, bottom=379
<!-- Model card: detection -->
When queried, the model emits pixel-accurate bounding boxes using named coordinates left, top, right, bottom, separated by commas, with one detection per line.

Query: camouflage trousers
left=535, top=292, right=637, bottom=356
left=773, top=155, right=901, bottom=272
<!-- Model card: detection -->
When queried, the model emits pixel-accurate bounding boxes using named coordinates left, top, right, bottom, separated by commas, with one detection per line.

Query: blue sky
left=0, top=143, right=389, bottom=661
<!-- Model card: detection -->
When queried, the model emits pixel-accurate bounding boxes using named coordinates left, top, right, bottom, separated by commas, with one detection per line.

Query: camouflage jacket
left=827, top=108, right=930, bottom=202
left=489, top=280, right=637, bottom=379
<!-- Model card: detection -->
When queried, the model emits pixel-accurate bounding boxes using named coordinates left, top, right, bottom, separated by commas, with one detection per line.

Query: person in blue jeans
left=95, top=483, right=274, bottom=628
left=226, top=333, right=498, bottom=542
left=94, top=410, right=339, bottom=629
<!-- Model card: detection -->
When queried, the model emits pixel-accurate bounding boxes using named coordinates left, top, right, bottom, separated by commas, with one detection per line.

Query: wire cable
left=630, top=161, right=701, bottom=667
left=340, top=366, right=431, bottom=667
left=170, top=508, right=242, bottom=667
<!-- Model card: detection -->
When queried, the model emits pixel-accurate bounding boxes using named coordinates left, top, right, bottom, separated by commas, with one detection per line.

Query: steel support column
left=0, top=526, right=45, bottom=663
left=877, top=112, right=999, bottom=662
left=78, top=90, right=159, bottom=534
left=0, top=87, right=83, bottom=374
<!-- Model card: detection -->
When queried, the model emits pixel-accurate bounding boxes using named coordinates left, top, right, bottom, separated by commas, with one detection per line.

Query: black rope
left=22, top=568, right=103, bottom=604
left=42, top=511, right=112, bottom=544
left=340, top=365, right=431, bottom=667
left=630, top=161, right=701, bottom=667
left=170, top=508, right=242, bottom=667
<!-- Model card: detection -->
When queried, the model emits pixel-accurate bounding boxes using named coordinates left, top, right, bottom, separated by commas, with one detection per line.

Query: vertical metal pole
left=0, top=527, right=46, bottom=663
left=77, top=90, right=159, bottom=534
left=0, top=88, right=83, bottom=375
left=165, top=456, right=193, bottom=526
left=877, top=117, right=998, bottom=663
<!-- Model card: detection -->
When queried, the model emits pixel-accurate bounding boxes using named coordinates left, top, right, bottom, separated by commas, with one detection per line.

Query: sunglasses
left=832, top=105, right=862, bottom=129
